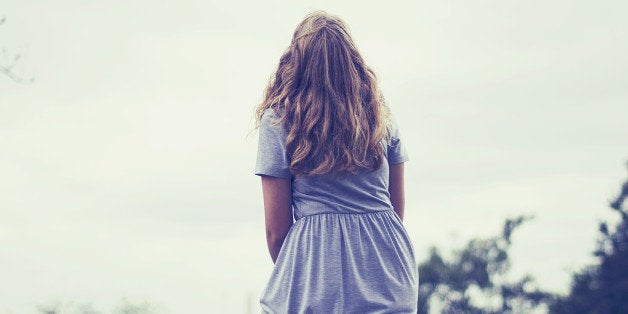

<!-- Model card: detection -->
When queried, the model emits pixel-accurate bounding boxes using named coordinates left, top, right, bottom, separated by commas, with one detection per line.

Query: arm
left=389, top=162, right=406, bottom=221
left=260, top=175, right=293, bottom=264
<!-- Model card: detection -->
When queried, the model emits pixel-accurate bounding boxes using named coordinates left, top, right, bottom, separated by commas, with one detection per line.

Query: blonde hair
left=254, top=10, right=392, bottom=177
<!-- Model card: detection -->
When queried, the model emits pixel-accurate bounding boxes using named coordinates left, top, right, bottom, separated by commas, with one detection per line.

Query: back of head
left=256, top=10, right=392, bottom=178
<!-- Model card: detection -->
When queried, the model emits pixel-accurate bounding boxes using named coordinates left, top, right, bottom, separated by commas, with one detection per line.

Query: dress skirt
left=260, top=209, right=419, bottom=313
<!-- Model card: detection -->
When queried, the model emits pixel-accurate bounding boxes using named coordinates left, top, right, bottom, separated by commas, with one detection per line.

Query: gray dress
left=255, top=107, right=419, bottom=313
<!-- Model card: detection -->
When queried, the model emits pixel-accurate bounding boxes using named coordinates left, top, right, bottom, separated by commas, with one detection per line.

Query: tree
left=550, top=162, right=628, bottom=313
left=35, top=298, right=159, bottom=314
left=418, top=215, right=554, bottom=313
left=0, top=16, right=34, bottom=83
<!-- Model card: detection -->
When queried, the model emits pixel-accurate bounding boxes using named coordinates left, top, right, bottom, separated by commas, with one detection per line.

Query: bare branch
left=0, top=16, right=35, bottom=84
left=0, top=65, right=35, bottom=83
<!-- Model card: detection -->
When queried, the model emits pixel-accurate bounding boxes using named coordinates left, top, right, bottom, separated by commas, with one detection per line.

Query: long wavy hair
left=254, top=10, right=392, bottom=177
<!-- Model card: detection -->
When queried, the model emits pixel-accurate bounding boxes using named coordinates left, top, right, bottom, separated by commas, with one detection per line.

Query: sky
left=1, top=0, right=627, bottom=313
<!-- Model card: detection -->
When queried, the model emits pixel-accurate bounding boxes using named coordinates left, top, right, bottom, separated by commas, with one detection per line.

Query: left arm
left=260, top=175, right=293, bottom=264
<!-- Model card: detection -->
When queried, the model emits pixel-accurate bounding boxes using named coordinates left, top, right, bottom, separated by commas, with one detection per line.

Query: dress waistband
left=295, top=208, right=394, bottom=221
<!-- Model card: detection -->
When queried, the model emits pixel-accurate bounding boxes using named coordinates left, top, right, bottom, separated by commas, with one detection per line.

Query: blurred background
left=1, top=0, right=626, bottom=313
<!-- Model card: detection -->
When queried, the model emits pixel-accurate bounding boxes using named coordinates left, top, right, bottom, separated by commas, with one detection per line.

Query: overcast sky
left=1, top=0, right=627, bottom=313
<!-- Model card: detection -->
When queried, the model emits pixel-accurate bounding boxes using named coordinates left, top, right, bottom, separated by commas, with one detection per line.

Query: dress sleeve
left=387, top=118, right=410, bottom=164
left=255, top=108, right=293, bottom=179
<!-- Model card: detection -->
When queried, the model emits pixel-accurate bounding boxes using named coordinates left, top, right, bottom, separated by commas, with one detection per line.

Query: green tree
left=418, top=215, right=554, bottom=313
left=550, top=163, right=628, bottom=313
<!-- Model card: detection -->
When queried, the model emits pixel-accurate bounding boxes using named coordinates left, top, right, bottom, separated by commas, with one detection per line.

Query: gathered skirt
left=260, top=209, right=419, bottom=313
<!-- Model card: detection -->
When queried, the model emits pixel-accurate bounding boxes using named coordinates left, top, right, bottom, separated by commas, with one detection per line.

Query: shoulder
left=259, top=107, right=288, bottom=142
left=261, top=107, right=286, bottom=124
left=389, top=117, right=401, bottom=140
left=383, top=115, right=402, bottom=145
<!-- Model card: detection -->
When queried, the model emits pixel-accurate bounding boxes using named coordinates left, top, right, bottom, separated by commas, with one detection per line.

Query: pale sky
left=1, top=1, right=627, bottom=313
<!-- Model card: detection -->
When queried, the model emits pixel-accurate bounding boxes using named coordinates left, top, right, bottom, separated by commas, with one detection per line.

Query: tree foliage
left=550, top=163, right=628, bottom=313
left=36, top=298, right=158, bottom=314
left=418, top=215, right=554, bottom=313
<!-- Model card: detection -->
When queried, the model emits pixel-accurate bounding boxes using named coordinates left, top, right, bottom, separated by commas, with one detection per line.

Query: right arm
left=389, top=162, right=406, bottom=221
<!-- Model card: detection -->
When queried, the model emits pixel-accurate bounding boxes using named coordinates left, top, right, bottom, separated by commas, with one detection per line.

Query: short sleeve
left=387, top=118, right=410, bottom=164
left=254, top=108, right=293, bottom=179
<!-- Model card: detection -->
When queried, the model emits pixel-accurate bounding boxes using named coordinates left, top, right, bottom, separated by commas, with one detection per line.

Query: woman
left=253, top=10, right=419, bottom=313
